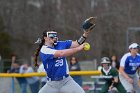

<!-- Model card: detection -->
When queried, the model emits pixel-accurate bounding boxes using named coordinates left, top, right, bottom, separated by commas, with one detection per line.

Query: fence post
left=11, top=77, right=15, bottom=93
left=0, top=60, right=4, bottom=72
left=93, top=81, right=97, bottom=93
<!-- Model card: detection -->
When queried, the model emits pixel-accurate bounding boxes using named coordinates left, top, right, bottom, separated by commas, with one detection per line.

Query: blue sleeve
left=65, top=40, right=72, bottom=49
left=40, top=52, right=55, bottom=62
left=40, top=46, right=57, bottom=61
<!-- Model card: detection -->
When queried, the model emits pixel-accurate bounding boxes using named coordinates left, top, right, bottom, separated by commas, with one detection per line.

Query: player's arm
left=119, top=66, right=133, bottom=84
left=109, top=76, right=118, bottom=90
left=71, top=17, right=96, bottom=48
left=71, top=31, right=90, bottom=48
left=119, top=66, right=130, bottom=79
left=109, top=81, right=114, bottom=91
left=54, top=43, right=86, bottom=57
left=119, top=55, right=133, bottom=83
left=113, top=76, right=119, bottom=83
left=119, top=55, right=129, bottom=79
left=109, top=77, right=118, bottom=90
left=112, top=68, right=119, bottom=83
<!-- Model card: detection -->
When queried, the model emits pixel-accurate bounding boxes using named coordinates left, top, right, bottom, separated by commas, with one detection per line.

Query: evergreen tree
left=0, top=16, right=11, bottom=58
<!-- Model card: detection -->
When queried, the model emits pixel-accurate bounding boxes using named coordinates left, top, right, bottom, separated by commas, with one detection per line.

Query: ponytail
left=34, top=38, right=45, bottom=67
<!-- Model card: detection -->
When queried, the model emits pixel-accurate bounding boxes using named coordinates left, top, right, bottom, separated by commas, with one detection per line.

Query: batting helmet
left=101, top=57, right=111, bottom=64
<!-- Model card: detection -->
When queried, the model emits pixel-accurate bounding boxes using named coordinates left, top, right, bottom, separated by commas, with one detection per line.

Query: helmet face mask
left=46, top=31, right=58, bottom=45
left=47, top=31, right=57, bottom=39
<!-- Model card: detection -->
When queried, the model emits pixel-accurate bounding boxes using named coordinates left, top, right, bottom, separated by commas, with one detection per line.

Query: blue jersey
left=120, top=53, right=140, bottom=74
left=39, top=40, right=72, bottom=79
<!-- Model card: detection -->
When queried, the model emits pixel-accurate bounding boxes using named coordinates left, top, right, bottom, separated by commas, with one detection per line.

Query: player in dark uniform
left=100, top=57, right=126, bottom=93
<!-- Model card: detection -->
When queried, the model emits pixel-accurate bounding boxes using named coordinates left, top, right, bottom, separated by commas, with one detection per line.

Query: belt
left=47, top=75, right=69, bottom=81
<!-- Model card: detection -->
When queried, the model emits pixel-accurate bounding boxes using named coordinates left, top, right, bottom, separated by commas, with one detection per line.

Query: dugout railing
left=0, top=71, right=103, bottom=93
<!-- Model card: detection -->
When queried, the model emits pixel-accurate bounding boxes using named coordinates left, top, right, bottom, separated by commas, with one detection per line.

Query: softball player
left=100, top=57, right=126, bottom=93
left=34, top=29, right=91, bottom=93
left=119, top=43, right=140, bottom=93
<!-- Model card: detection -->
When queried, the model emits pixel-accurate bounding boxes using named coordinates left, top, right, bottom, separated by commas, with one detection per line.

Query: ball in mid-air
left=84, top=43, right=90, bottom=51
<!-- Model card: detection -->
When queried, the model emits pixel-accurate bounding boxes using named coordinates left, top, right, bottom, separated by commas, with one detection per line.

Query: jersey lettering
left=131, top=66, right=137, bottom=71
left=129, top=62, right=140, bottom=71
left=55, top=59, right=63, bottom=67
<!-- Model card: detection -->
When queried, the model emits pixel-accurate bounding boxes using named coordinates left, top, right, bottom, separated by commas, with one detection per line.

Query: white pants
left=38, top=76, right=85, bottom=93
left=119, top=73, right=140, bottom=93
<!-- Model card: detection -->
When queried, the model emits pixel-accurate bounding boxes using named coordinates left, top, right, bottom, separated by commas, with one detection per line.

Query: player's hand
left=109, top=85, right=113, bottom=91
left=127, top=78, right=133, bottom=84
left=83, top=31, right=90, bottom=37
left=109, top=81, right=114, bottom=91
left=77, top=43, right=87, bottom=51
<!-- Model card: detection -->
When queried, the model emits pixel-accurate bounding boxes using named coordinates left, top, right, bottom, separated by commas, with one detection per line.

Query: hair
left=34, top=31, right=46, bottom=67
left=111, top=55, right=118, bottom=62
left=69, top=56, right=78, bottom=65
left=34, top=29, right=56, bottom=67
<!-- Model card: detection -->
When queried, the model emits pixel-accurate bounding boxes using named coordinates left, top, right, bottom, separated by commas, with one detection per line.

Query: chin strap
left=53, top=38, right=58, bottom=46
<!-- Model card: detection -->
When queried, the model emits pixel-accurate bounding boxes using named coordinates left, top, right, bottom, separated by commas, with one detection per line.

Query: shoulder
left=110, top=67, right=118, bottom=76
left=121, top=52, right=131, bottom=60
left=110, top=67, right=118, bottom=72
left=40, top=45, right=48, bottom=52
left=123, top=52, right=131, bottom=57
left=57, top=40, right=72, bottom=49
left=57, top=40, right=72, bottom=44
left=137, top=53, right=140, bottom=56
left=40, top=45, right=56, bottom=54
left=101, top=68, right=104, bottom=73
